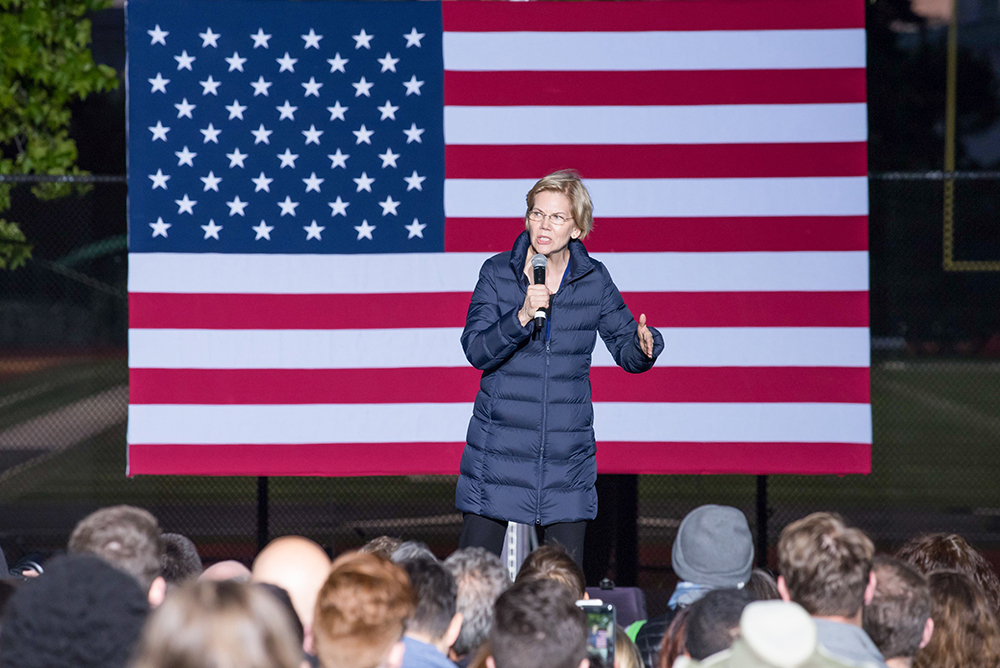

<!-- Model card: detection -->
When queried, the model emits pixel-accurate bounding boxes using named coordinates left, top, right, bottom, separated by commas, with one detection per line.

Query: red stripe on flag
left=445, top=217, right=870, bottom=253
left=129, top=291, right=867, bottom=329
left=127, top=441, right=871, bottom=476
left=445, top=144, right=868, bottom=179
left=442, top=1, right=865, bottom=32
left=444, top=70, right=867, bottom=107
left=129, top=367, right=869, bottom=404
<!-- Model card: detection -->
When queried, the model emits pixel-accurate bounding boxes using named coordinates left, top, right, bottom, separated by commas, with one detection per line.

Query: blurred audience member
left=658, top=607, right=689, bottom=668
left=129, top=579, right=303, bottom=668
left=200, top=559, right=251, bottom=582
left=685, top=589, right=755, bottom=661
left=863, top=556, right=933, bottom=668
left=616, top=626, right=643, bottom=668
left=160, top=532, right=203, bottom=585
left=637, top=505, right=754, bottom=668
left=361, top=536, right=404, bottom=560
left=68, top=504, right=167, bottom=607
left=313, top=551, right=416, bottom=668
left=443, top=547, right=510, bottom=667
left=398, top=557, right=463, bottom=668
left=897, top=533, right=1000, bottom=616
left=0, top=554, right=148, bottom=668
left=746, top=569, right=780, bottom=601
left=257, top=582, right=307, bottom=649
left=253, top=535, right=332, bottom=654
left=777, top=512, right=886, bottom=667
left=913, top=570, right=1000, bottom=668
left=515, top=544, right=586, bottom=599
left=488, top=579, right=588, bottom=668
left=393, top=542, right=440, bottom=563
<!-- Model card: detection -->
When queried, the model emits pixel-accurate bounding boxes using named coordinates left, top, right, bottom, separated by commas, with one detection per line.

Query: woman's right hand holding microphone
left=518, top=284, right=551, bottom=327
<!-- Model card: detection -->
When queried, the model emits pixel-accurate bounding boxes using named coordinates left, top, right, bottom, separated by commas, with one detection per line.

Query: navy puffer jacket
left=456, top=232, right=664, bottom=526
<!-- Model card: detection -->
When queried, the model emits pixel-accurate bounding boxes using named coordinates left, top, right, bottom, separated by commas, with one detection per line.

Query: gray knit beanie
left=672, top=505, right=754, bottom=588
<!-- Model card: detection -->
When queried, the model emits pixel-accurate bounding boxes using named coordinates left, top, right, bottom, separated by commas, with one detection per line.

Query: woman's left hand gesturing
left=638, top=313, right=655, bottom=358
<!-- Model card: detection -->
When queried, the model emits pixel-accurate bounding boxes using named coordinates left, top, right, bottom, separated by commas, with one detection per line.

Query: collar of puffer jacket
left=508, top=230, right=595, bottom=285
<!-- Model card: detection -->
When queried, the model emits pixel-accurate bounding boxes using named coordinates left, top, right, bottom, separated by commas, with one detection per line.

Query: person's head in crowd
left=68, top=504, right=167, bottom=607
left=488, top=579, right=588, bottom=668
left=392, top=541, right=439, bottom=563
left=257, top=582, right=307, bottom=649
left=746, top=569, right=780, bottom=601
left=161, top=532, right=203, bottom=585
left=129, top=579, right=303, bottom=668
left=897, top=533, right=1000, bottom=616
left=200, top=559, right=252, bottom=582
left=0, top=554, right=148, bottom=668
left=913, top=570, right=1000, bottom=668
left=313, top=551, right=416, bottom=668
left=658, top=607, right=690, bottom=668
left=443, top=547, right=511, bottom=662
left=616, top=626, right=643, bottom=668
left=685, top=589, right=755, bottom=661
left=515, top=544, right=586, bottom=600
left=777, top=512, right=875, bottom=623
left=398, top=557, right=463, bottom=656
left=671, top=505, right=754, bottom=608
left=252, top=535, right=332, bottom=653
left=361, top=536, right=404, bottom=561
left=862, top=556, right=933, bottom=668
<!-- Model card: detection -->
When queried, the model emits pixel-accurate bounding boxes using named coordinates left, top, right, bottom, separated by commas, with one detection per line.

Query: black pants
left=458, top=513, right=586, bottom=568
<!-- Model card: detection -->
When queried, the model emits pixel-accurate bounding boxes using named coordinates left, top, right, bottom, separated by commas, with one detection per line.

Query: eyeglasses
left=527, top=210, right=572, bottom=225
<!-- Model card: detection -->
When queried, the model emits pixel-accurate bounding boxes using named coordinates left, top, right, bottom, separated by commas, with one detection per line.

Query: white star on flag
left=149, top=73, right=169, bottom=93
left=252, top=124, right=273, bottom=145
left=304, top=220, right=325, bottom=240
left=303, top=172, right=324, bottom=192
left=175, top=98, right=196, bottom=118
left=377, top=52, right=399, bottom=73
left=175, top=146, right=197, bottom=166
left=250, top=28, right=271, bottom=48
left=278, top=196, right=300, bottom=216
left=252, top=172, right=273, bottom=192
left=352, top=77, right=373, bottom=97
left=404, top=27, right=424, bottom=48
left=327, top=102, right=348, bottom=121
left=148, top=169, right=170, bottom=189
left=403, top=75, right=424, bottom=96
left=403, top=123, right=424, bottom=144
left=226, top=195, right=248, bottom=216
left=379, top=196, right=400, bottom=216
left=149, top=217, right=171, bottom=237
left=226, top=52, right=247, bottom=72
left=327, top=53, right=348, bottom=73
left=404, top=170, right=426, bottom=191
left=353, top=125, right=374, bottom=145
left=226, top=147, right=248, bottom=168
left=378, top=148, right=399, bottom=168
left=200, top=171, right=222, bottom=191
left=251, top=76, right=272, bottom=96
left=277, top=101, right=298, bottom=120
left=199, top=75, right=221, bottom=96
left=175, top=194, right=196, bottom=214
left=328, top=196, right=349, bottom=216
left=377, top=101, right=399, bottom=120
left=355, top=219, right=376, bottom=240
left=302, top=29, right=323, bottom=49
left=148, top=24, right=168, bottom=46
left=353, top=172, right=375, bottom=192
left=277, top=148, right=299, bottom=168
left=225, top=100, right=247, bottom=120
left=253, top=220, right=274, bottom=240
left=405, top=218, right=426, bottom=238
left=149, top=121, right=170, bottom=141
left=302, top=77, right=323, bottom=97
left=200, top=123, right=221, bottom=143
left=302, top=125, right=323, bottom=145
left=174, top=50, right=195, bottom=70
left=199, top=27, right=220, bottom=47
left=201, top=219, right=223, bottom=239
left=327, top=149, right=349, bottom=168
left=353, top=29, right=373, bottom=49
left=277, top=52, right=298, bottom=72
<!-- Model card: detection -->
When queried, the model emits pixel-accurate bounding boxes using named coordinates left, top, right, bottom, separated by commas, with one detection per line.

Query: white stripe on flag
left=446, top=177, right=869, bottom=217
left=128, top=252, right=869, bottom=294
left=442, top=30, right=866, bottom=71
left=127, top=402, right=872, bottom=444
left=128, top=327, right=870, bottom=369
left=443, top=105, right=868, bottom=144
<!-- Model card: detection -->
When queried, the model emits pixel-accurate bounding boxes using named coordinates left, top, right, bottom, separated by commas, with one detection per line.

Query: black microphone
left=531, top=254, right=547, bottom=330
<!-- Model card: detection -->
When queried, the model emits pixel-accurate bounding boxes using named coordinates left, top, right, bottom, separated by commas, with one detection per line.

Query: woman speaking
left=456, top=170, right=664, bottom=565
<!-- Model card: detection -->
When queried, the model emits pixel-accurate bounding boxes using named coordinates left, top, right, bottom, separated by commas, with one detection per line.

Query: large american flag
left=126, top=0, right=870, bottom=476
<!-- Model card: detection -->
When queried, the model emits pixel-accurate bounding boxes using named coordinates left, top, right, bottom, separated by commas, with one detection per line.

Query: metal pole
left=755, top=475, right=768, bottom=569
left=257, top=476, right=270, bottom=553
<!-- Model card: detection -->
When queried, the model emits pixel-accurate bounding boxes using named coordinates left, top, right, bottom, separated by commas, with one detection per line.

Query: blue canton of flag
left=127, top=0, right=444, bottom=254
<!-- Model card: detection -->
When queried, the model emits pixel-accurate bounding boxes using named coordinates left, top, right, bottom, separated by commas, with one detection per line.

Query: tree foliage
left=0, top=0, right=118, bottom=269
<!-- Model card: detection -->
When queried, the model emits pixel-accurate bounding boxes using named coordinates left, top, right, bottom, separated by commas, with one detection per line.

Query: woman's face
left=525, top=190, right=580, bottom=257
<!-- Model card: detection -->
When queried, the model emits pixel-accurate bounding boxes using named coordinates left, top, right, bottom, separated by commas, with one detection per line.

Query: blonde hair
left=313, top=551, right=416, bottom=668
left=616, top=626, right=643, bottom=668
left=525, top=169, right=594, bottom=239
left=129, top=580, right=303, bottom=668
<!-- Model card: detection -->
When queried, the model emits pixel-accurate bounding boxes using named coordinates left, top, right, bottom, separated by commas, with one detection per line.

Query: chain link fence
left=2, top=174, right=1000, bottom=618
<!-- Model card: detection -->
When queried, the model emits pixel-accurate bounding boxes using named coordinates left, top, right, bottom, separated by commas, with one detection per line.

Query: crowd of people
left=2, top=504, right=1000, bottom=668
